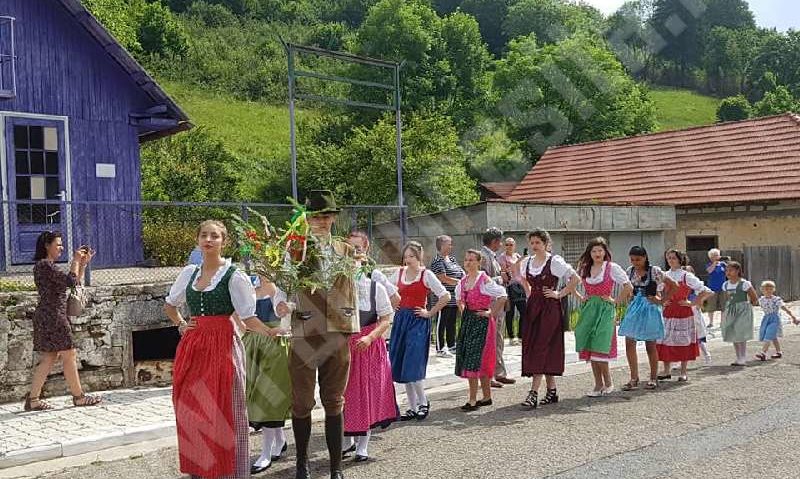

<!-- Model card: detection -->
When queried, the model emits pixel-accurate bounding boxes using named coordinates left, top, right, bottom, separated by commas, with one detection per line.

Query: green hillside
left=650, top=87, right=720, bottom=132
left=161, top=80, right=297, bottom=162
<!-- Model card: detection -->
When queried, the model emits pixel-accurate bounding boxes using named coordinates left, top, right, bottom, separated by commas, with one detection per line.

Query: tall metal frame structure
left=281, top=39, right=407, bottom=241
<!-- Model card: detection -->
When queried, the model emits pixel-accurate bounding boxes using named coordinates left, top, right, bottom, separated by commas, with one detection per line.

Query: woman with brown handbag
left=24, top=231, right=101, bottom=411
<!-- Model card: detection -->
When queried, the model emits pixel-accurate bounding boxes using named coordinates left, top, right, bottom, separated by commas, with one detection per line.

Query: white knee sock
left=342, top=435, right=355, bottom=452
left=413, top=381, right=428, bottom=407
left=255, top=428, right=275, bottom=467
left=739, top=342, right=747, bottom=361
left=699, top=342, right=711, bottom=358
left=356, top=432, right=370, bottom=457
left=404, top=383, right=418, bottom=411
left=271, top=427, right=286, bottom=456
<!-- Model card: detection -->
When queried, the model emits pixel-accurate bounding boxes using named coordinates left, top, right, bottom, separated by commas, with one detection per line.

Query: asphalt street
left=18, top=329, right=800, bottom=479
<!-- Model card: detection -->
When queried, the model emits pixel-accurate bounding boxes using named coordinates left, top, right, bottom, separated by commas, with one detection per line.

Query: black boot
left=325, top=414, right=345, bottom=479
left=292, top=416, right=312, bottom=479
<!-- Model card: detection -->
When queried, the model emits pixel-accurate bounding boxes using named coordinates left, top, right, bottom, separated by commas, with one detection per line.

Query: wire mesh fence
left=0, top=200, right=406, bottom=287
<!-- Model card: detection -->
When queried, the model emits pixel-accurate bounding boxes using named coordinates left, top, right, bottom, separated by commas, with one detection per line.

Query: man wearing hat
left=274, top=190, right=359, bottom=479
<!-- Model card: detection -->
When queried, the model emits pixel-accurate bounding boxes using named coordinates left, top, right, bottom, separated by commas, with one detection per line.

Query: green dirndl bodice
left=185, top=266, right=236, bottom=317
left=722, top=282, right=754, bottom=343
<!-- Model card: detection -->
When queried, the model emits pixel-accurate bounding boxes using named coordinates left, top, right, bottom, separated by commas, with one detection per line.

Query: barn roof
left=480, top=181, right=518, bottom=200
left=506, top=114, right=800, bottom=207
left=59, top=0, right=191, bottom=141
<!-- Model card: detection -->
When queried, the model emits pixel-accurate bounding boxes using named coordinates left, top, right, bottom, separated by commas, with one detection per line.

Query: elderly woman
left=24, top=231, right=100, bottom=410
left=430, top=234, right=464, bottom=358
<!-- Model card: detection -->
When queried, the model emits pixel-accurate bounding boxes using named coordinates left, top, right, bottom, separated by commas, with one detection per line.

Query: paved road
left=17, top=327, right=800, bottom=479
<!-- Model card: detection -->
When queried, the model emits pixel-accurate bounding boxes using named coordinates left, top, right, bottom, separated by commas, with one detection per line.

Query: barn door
left=5, top=117, right=69, bottom=264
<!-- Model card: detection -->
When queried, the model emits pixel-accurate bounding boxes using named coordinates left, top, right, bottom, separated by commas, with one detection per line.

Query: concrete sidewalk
left=0, top=305, right=790, bottom=470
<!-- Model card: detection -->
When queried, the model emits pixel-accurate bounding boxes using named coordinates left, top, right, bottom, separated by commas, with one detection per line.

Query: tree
left=716, top=95, right=751, bottom=122
left=753, top=86, right=800, bottom=117
left=700, top=0, right=755, bottom=36
left=460, top=0, right=510, bottom=57
left=83, top=0, right=143, bottom=53
left=298, top=113, right=479, bottom=213
left=605, top=0, right=656, bottom=79
left=461, top=118, right=528, bottom=182
left=746, top=31, right=800, bottom=102
left=493, top=34, right=657, bottom=157
left=650, top=0, right=704, bottom=78
left=703, top=27, right=759, bottom=96
left=353, top=0, right=491, bottom=127
left=503, top=0, right=572, bottom=45
left=138, top=2, right=190, bottom=57
left=440, top=12, right=492, bottom=129
left=141, top=129, right=241, bottom=202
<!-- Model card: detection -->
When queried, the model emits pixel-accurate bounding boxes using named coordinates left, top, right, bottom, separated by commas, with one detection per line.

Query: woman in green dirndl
left=720, top=261, right=758, bottom=366
left=242, top=276, right=292, bottom=474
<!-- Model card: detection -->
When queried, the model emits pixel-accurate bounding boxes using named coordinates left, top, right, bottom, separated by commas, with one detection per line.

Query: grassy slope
left=650, top=87, right=720, bottom=132
left=159, top=81, right=323, bottom=199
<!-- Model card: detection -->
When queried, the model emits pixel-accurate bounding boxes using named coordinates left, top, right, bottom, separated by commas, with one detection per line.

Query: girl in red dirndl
left=165, top=220, right=281, bottom=478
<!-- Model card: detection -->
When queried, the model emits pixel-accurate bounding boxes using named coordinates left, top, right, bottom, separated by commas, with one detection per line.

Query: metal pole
left=288, top=47, right=299, bottom=201
left=394, top=63, right=406, bottom=245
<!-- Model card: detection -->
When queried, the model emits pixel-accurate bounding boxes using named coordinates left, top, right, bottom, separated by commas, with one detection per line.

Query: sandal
left=755, top=352, right=767, bottom=361
left=657, top=374, right=671, bottom=381
left=644, top=381, right=658, bottom=390
left=23, top=393, right=53, bottom=411
left=72, top=394, right=102, bottom=407
left=622, top=379, right=640, bottom=391
left=771, top=352, right=783, bottom=359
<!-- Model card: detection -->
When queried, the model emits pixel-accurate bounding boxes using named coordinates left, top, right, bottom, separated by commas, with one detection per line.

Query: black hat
left=304, top=189, right=341, bottom=215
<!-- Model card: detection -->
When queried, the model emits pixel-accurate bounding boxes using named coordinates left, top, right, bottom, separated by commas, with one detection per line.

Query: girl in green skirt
left=720, top=262, right=758, bottom=366
left=243, top=277, right=292, bottom=474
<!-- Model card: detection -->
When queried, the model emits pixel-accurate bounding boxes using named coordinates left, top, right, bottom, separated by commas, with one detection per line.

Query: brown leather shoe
left=496, top=376, right=516, bottom=385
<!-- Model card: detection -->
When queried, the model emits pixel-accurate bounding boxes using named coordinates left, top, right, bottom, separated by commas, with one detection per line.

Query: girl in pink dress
left=454, top=249, right=508, bottom=411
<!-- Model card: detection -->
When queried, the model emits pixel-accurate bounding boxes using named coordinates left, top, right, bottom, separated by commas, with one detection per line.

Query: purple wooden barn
left=0, top=0, right=190, bottom=269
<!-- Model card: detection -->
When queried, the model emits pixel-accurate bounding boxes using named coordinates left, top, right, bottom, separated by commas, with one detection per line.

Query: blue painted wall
left=0, top=0, right=163, bottom=267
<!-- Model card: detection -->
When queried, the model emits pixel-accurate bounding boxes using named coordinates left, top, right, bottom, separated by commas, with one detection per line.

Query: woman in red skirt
left=165, top=220, right=279, bottom=478
left=455, top=249, right=508, bottom=411
left=342, top=232, right=399, bottom=462
left=657, top=249, right=712, bottom=383
left=519, top=229, right=579, bottom=409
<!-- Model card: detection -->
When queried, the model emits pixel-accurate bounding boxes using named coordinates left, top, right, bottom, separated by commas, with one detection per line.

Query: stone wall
left=0, top=283, right=173, bottom=403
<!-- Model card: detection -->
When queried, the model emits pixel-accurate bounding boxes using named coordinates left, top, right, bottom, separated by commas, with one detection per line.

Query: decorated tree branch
left=231, top=199, right=359, bottom=297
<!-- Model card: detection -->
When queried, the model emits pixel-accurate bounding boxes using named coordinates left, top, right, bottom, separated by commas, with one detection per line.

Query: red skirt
left=173, top=315, right=247, bottom=478
left=343, top=322, right=399, bottom=435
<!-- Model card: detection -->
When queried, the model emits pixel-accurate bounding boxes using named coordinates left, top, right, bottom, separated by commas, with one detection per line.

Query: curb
left=0, top=422, right=177, bottom=470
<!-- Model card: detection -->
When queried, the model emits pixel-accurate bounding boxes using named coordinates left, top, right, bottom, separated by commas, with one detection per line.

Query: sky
left=583, top=0, right=800, bottom=31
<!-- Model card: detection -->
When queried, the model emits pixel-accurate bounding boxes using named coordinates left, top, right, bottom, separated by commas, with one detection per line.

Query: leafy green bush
left=139, top=2, right=190, bottom=57
left=142, top=220, right=240, bottom=267
left=717, top=95, right=752, bottom=122
left=184, top=1, right=240, bottom=27
left=0, top=280, right=36, bottom=292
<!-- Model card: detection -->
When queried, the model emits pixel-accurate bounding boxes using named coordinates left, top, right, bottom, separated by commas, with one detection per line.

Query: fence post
left=241, top=204, right=251, bottom=274
left=82, top=204, right=91, bottom=286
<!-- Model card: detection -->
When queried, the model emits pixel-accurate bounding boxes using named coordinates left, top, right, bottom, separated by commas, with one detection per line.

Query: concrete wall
left=0, top=283, right=173, bottom=403
left=671, top=202, right=800, bottom=251
left=376, top=202, right=674, bottom=267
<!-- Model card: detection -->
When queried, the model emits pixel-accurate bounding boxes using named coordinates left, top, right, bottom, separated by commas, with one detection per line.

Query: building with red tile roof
left=500, top=114, right=800, bottom=298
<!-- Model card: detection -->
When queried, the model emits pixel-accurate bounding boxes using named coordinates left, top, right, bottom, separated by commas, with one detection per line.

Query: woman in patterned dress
left=24, top=231, right=101, bottom=411
left=454, top=249, right=507, bottom=411
left=388, top=241, right=450, bottom=421
left=165, top=220, right=278, bottom=479
left=574, top=237, right=633, bottom=397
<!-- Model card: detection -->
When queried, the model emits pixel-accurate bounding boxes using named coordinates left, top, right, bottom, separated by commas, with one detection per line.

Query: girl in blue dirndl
left=618, top=246, right=671, bottom=390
